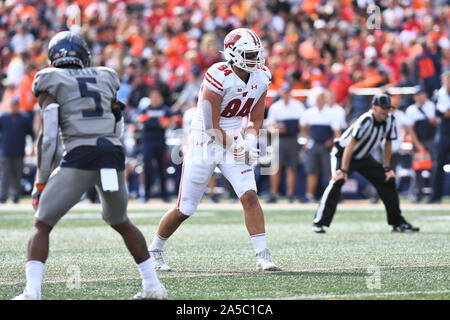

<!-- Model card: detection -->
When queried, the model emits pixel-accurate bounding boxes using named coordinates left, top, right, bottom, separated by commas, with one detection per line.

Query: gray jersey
left=32, top=66, right=121, bottom=153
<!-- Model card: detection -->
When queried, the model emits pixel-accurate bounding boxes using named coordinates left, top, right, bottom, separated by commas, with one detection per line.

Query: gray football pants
left=36, top=167, right=128, bottom=227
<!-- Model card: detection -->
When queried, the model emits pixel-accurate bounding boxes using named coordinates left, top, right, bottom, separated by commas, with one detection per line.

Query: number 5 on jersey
left=77, top=77, right=103, bottom=117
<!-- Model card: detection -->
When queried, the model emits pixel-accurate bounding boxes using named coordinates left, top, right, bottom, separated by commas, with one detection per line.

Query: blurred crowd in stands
left=0, top=0, right=449, bottom=204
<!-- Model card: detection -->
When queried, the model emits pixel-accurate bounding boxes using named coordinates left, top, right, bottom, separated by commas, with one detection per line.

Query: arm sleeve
left=201, top=99, right=214, bottom=131
left=36, top=103, right=60, bottom=184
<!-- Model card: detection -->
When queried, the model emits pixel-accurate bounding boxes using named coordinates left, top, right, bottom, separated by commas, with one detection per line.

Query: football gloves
left=32, top=183, right=46, bottom=211
left=233, top=133, right=260, bottom=165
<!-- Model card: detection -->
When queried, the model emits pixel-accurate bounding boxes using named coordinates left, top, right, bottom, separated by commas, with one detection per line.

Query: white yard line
left=1, top=263, right=448, bottom=286
left=264, top=289, right=450, bottom=300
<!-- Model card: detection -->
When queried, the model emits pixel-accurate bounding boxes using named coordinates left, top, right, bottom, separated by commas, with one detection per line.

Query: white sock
left=25, top=260, right=44, bottom=296
left=138, top=258, right=161, bottom=291
left=150, top=233, right=167, bottom=251
left=251, top=233, right=267, bottom=254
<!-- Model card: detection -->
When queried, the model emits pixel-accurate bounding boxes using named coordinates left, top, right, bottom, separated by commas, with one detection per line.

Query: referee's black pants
left=313, top=152, right=407, bottom=227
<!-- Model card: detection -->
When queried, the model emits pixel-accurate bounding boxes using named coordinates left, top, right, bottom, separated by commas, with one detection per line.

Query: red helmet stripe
left=247, top=29, right=261, bottom=47
left=247, top=30, right=258, bottom=46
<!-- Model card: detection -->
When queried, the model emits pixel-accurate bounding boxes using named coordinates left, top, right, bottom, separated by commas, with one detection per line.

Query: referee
left=312, top=94, right=420, bottom=233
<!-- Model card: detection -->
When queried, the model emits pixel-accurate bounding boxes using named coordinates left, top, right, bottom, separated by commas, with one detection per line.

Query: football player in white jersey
left=148, top=28, right=279, bottom=271
left=12, top=31, right=167, bottom=300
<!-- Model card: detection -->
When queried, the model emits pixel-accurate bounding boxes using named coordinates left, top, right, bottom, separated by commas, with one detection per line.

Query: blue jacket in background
left=0, top=112, right=34, bottom=157
left=140, top=104, right=171, bottom=145
left=414, top=50, right=442, bottom=98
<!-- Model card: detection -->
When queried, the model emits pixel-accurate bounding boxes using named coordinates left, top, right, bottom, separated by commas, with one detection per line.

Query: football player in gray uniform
left=12, top=31, right=167, bottom=300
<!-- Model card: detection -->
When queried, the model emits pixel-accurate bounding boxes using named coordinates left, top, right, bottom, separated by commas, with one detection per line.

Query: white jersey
left=327, top=103, right=347, bottom=130
left=405, top=100, right=436, bottom=125
left=190, top=61, right=271, bottom=132
left=389, top=109, right=409, bottom=153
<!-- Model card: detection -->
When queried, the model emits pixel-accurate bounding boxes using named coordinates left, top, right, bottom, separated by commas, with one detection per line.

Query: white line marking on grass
left=262, top=290, right=450, bottom=300
left=416, top=216, right=450, bottom=221
left=1, top=263, right=448, bottom=285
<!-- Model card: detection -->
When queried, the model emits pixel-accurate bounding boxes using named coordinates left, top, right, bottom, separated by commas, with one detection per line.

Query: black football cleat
left=392, top=222, right=420, bottom=233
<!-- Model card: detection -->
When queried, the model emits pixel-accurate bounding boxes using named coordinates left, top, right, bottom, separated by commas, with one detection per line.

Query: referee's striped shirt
left=335, top=110, right=397, bottom=159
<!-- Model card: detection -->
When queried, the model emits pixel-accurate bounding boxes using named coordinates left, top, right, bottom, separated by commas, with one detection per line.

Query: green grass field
left=0, top=201, right=449, bottom=300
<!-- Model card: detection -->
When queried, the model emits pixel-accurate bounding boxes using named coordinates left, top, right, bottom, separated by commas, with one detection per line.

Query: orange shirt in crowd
left=19, top=71, right=37, bottom=112
left=302, top=0, right=322, bottom=15
left=128, top=34, right=145, bottom=58
left=350, top=69, right=382, bottom=89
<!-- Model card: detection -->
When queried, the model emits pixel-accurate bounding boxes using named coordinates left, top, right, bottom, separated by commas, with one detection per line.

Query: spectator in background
left=405, top=85, right=438, bottom=202
left=10, top=23, right=34, bottom=54
left=396, top=62, right=416, bottom=111
left=301, top=90, right=341, bottom=202
left=414, top=41, right=442, bottom=99
left=348, top=60, right=382, bottom=121
left=171, top=64, right=203, bottom=113
left=328, top=62, right=352, bottom=115
left=266, top=83, right=305, bottom=203
left=387, top=97, right=409, bottom=173
left=18, top=63, right=37, bottom=121
left=1, top=78, right=18, bottom=114
left=128, top=70, right=151, bottom=110
left=325, top=89, right=347, bottom=131
left=5, top=51, right=25, bottom=89
left=137, top=89, right=172, bottom=202
left=380, top=46, right=403, bottom=84
left=428, top=71, right=450, bottom=203
left=0, top=97, right=34, bottom=203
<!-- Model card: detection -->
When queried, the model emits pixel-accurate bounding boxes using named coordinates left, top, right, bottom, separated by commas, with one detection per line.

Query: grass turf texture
left=0, top=204, right=449, bottom=300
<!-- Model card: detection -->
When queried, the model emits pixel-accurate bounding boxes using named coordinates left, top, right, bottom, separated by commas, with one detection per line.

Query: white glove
left=244, top=133, right=260, bottom=166
left=233, top=133, right=260, bottom=165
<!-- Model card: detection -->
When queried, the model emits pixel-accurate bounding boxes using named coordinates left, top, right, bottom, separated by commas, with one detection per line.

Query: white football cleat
left=11, top=289, right=41, bottom=300
left=133, top=284, right=168, bottom=300
left=149, top=249, right=172, bottom=271
left=256, top=248, right=280, bottom=271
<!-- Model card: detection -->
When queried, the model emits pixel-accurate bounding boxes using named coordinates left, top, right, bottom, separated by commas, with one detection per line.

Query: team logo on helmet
left=48, top=31, right=91, bottom=68
left=224, top=34, right=241, bottom=49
